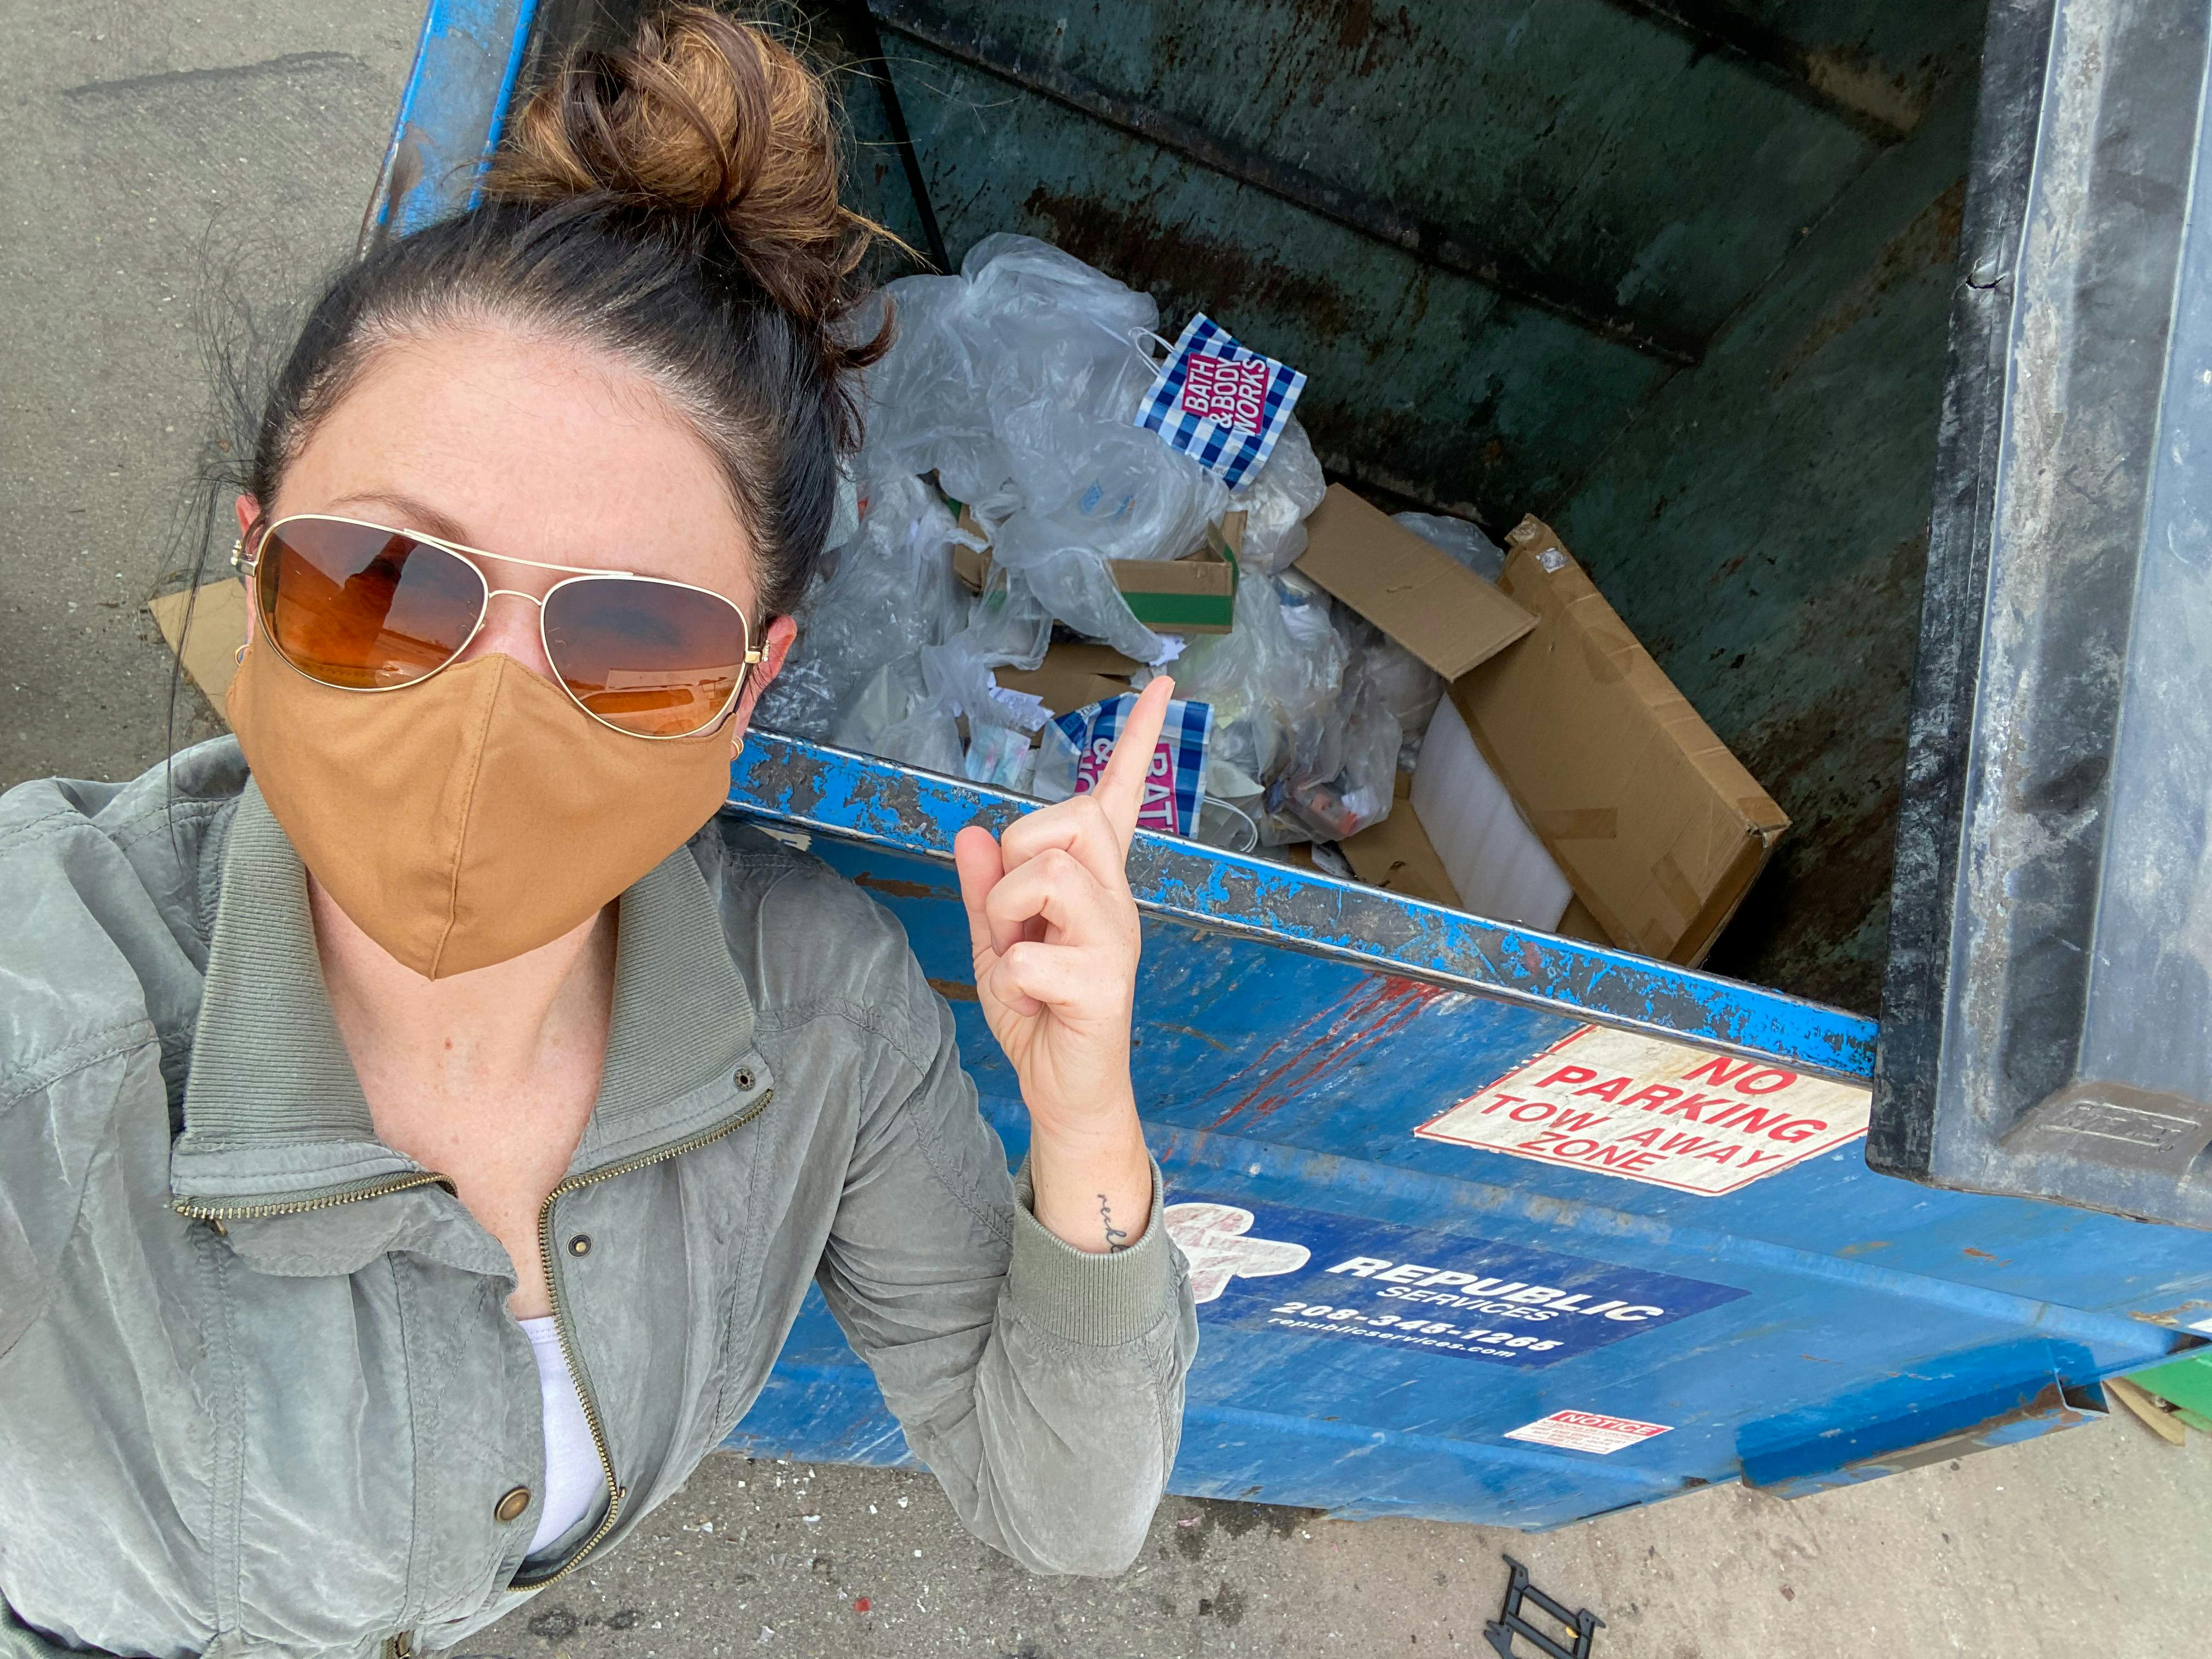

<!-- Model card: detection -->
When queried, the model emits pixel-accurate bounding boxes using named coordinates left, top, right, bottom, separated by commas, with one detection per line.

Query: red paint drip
left=853, top=1598, right=871, bottom=1613
left=1205, top=974, right=1448, bottom=1130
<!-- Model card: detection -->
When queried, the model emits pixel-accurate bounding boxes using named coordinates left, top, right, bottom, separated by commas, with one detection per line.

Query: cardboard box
left=950, top=522, right=992, bottom=592
left=1340, top=778, right=1619, bottom=942
left=954, top=509, right=1244, bottom=634
left=149, top=578, right=249, bottom=710
left=1555, top=896, right=1613, bottom=947
left=1339, top=774, right=1459, bottom=907
left=995, top=642, right=1143, bottom=716
left=1449, top=516, right=1788, bottom=966
left=1118, top=514, right=1240, bottom=633
left=1294, top=485, right=1534, bottom=678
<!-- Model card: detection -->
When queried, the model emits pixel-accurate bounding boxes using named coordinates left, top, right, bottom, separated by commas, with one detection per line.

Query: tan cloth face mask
left=227, top=643, right=734, bottom=979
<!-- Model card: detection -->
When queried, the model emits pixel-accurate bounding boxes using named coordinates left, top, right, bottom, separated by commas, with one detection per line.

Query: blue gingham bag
left=1133, top=313, right=1306, bottom=489
left=1053, top=692, right=1214, bottom=837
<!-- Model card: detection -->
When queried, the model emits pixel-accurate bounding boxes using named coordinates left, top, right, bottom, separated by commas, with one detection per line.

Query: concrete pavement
left=467, top=1423, right=2212, bottom=1657
left=0, top=0, right=417, bottom=787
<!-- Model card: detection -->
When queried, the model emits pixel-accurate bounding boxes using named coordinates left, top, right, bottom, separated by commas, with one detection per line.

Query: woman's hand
left=951, top=678, right=1170, bottom=1253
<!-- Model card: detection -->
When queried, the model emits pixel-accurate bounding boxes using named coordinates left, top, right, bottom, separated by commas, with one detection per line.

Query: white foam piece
left=1410, top=696, right=1573, bottom=932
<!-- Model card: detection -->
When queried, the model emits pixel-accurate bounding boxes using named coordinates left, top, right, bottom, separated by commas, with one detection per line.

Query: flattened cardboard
left=995, top=643, right=1143, bottom=715
left=1294, top=486, right=1534, bottom=678
left=953, top=508, right=1244, bottom=634
left=1555, top=896, right=1613, bottom=947
left=149, top=578, right=249, bottom=714
left=951, top=525, right=992, bottom=592
left=1340, top=774, right=1458, bottom=908
left=1449, top=516, right=1788, bottom=967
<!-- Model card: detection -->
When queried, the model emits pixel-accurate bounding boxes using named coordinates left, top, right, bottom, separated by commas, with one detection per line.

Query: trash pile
left=758, top=233, right=1488, bottom=859
left=757, top=233, right=1791, bottom=967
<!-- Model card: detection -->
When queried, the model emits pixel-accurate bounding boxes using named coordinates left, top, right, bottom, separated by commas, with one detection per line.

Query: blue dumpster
left=366, top=0, right=2212, bottom=1528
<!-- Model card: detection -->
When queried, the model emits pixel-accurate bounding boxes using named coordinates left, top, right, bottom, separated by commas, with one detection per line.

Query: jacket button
left=495, top=1486, right=532, bottom=1523
left=735, top=1067, right=756, bottom=1091
left=567, top=1233, right=592, bottom=1257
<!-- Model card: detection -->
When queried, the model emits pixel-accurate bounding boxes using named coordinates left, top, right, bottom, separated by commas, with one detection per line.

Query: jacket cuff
left=1007, top=1153, right=1177, bottom=1346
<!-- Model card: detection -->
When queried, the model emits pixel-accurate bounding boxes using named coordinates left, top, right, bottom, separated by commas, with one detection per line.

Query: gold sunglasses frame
left=233, top=513, right=765, bottom=741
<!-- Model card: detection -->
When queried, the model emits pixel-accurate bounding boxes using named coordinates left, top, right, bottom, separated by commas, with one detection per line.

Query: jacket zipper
left=509, top=1086, right=775, bottom=1590
left=173, top=1170, right=457, bottom=1230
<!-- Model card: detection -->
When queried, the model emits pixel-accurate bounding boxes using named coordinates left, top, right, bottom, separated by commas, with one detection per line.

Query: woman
left=0, top=10, right=1197, bottom=1655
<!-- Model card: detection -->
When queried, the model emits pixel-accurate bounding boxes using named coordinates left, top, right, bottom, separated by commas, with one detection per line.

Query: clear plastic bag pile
left=757, top=233, right=1489, bottom=855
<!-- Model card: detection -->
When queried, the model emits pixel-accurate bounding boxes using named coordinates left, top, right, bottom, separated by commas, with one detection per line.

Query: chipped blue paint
left=369, top=0, right=537, bottom=240
left=729, top=735, right=1874, bottom=1079
left=719, top=736, right=2211, bottom=1527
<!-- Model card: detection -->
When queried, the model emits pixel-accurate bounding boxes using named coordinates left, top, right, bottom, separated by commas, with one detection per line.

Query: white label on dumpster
left=1415, top=1025, right=1871, bottom=1196
left=1504, top=1410, right=1672, bottom=1455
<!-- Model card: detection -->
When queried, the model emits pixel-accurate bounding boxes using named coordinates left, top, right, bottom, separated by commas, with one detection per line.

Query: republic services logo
left=1163, top=1202, right=1310, bottom=1304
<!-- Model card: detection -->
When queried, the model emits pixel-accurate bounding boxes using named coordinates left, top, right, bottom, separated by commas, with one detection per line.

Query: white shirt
left=517, top=1316, right=607, bottom=1556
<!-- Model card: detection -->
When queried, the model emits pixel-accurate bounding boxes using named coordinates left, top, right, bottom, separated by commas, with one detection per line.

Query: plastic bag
left=752, top=642, right=841, bottom=740
left=989, top=513, right=1171, bottom=665
left=825, top=461, right=860, bottom=558
left=853, top=236, right=1224, bottom=664
left=1393, top=510, right=1504, bottom=582
left=954, top=565, right=1054, bottom=674
left=1336, top=614, right=1443, bottom=771
left=1228, top=417, right=1326, bottom=575
left=990, top=378, right=1226, bottom=665
left=848, top=280, right=1002, bottom=504
left=963, top=722, right=1038, bottom=792
left=963, top=234, right=1162, bottom=423
left=757, top=471, right=970, bottom=740
left=833, top=655, right=964, bottom=776
left=1172, top=572, right=1348, bottom=842
left=857, top=234, right=1162, bottom=501
left=1271, top=574, right=1349, bottom=796
left=1274, top=659, right=1402, bottom=844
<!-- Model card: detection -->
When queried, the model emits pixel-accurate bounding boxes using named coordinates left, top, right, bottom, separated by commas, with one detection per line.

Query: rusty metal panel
left=836, top=32, right=1673, bottom=518
left=1538, top=73, right=1982, bottom=1013
left=1711, top=0, right=1989, bottom=134
left=871, top=0, right=1888, bottom=347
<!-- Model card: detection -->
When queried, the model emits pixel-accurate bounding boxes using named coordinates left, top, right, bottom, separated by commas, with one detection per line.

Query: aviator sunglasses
left=233, top=514, right=763, bottom=740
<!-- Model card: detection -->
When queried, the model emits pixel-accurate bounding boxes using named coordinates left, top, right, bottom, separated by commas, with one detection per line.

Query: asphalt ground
left=5, top=3, right=2209, bottom=1655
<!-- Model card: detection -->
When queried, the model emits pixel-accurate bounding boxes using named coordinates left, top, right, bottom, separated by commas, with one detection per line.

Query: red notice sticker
left=1504, top=1410, right=1673, bottom=1455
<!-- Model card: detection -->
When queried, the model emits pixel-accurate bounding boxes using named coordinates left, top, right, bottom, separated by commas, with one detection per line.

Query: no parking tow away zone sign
left=1415, top=1025, right=1872, bottom=1195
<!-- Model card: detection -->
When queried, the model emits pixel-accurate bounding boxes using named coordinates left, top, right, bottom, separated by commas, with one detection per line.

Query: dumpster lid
left=1874, top=0, right=2212, bottom=1228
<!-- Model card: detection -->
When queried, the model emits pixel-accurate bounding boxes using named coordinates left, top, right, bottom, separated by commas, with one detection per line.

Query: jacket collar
left=172, top=782, right=758, bottom=1212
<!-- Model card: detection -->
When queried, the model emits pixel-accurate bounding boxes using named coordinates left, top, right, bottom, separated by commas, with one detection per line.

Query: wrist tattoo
left=1098, top=1193, right=1132, bottom=1252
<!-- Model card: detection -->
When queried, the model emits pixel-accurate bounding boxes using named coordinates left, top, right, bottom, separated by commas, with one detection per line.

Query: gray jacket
left=0, top=740, right=1197, bottom=1659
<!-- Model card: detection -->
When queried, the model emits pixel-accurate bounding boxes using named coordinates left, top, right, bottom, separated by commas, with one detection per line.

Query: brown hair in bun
left=249, top=4, right=896, bottom=618
left=492, top=6, right=890, bottom=371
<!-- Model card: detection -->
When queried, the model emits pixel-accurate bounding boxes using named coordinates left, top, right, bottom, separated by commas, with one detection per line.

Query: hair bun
left=492, top=5, right=875, bottom=336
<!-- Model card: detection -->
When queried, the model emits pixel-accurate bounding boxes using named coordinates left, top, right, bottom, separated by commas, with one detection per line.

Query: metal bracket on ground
left=1483, top=1555, right=1602, bottom=1658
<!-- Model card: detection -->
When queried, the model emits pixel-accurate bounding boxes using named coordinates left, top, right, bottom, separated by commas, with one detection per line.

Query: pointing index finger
left=1090, top=675, right=1175, bottom=847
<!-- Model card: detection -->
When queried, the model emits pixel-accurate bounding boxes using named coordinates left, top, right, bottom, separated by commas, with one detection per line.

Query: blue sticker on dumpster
left=1164, top=1195, right=1745, bottom=1368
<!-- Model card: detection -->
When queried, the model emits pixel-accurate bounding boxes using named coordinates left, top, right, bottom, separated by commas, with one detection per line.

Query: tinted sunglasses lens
left=257, top=518, right=483, bottom=689
left=544, top=578, right=748, bottom=737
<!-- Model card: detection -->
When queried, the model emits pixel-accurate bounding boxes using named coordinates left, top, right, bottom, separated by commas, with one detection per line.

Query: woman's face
left=238, top=324, right=797, bottom=738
